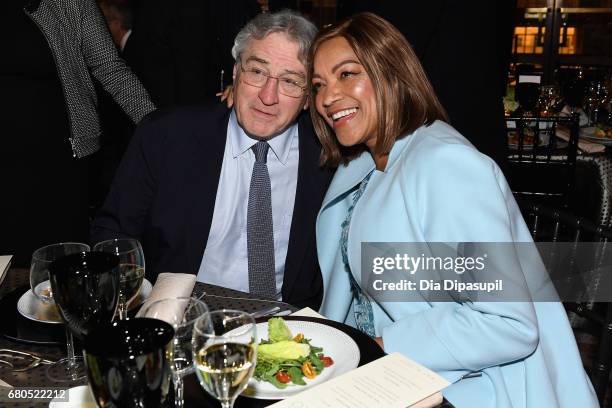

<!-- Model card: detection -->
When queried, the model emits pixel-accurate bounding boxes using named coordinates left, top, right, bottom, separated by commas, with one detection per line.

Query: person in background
left=98, top=0, right=133, bottom=52
left=310, top=13, right=597, bottom=407
left=94, top=0, right=139, bottom=212
left=91, top=11, right=333, bottom=309
left=0, top=0, right=154, bottom=266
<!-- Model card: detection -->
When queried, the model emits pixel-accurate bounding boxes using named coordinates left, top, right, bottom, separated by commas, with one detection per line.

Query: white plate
left=49, top=385, right=96, bottom=407
left=17, top=279, right=153, bottom=324
left=580, top=128, right=612, bottom=146
left=243, top=320, right=360, bottom=400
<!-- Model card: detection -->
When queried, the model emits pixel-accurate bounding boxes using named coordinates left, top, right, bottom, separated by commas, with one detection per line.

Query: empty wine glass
left=139, top=297, right=209, bottom=408
left=585, top=80, right=609, bottom=126
left=192, top=310, right=257, bottom=408
left=93, top=238, right=145, bottom=320
left=29, top=242, right=90, bottom=382
left=538, top=85, right=560, bottom=116
left=30, top=242, right=90, bottom=304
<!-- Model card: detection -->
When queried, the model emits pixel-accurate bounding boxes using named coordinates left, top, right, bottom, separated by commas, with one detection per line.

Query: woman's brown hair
left=308, top=12, right=448, bottom=167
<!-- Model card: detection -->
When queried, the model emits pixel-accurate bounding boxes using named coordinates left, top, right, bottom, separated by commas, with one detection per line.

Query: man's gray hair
left=231, top=10, right=317, bottom=66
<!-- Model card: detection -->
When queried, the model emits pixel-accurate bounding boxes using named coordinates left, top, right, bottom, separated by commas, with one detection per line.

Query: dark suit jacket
left=91, top=102, right=333, bottom=309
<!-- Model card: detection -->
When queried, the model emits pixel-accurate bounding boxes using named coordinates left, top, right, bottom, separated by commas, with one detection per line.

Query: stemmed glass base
left=45, top=356, right=87, bottom=383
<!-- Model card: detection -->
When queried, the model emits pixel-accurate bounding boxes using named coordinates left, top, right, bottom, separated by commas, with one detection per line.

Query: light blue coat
left=316, top=121, right=598, bottom=408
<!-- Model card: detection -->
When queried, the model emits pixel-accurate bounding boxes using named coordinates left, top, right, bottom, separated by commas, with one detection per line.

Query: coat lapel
left=185, top=105, right=231, bottom=273
left=282, top=115, right=331, bottom=300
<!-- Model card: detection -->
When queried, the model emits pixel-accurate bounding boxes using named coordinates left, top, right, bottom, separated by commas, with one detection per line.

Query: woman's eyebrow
left=331, top=59, right=360, bottom=73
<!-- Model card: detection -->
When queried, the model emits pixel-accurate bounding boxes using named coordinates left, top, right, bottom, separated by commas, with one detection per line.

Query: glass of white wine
left=192, top=310, right=257, bottom=408
left=93, top=238, right=145, bottom=320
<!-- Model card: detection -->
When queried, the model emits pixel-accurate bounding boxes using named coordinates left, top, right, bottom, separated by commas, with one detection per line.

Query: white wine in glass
left=93, top=238, right=145, bottom=320
left=192, top=310, right=257, bottom=408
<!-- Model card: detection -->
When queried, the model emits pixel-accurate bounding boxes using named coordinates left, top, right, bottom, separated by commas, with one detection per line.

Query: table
left=1, top=269, right=453, bottom=408
left=0, top=269, right=453, bottom=407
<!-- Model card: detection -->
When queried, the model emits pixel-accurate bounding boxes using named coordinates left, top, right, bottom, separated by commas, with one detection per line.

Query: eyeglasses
left=239, top=64, right=306, bottom=98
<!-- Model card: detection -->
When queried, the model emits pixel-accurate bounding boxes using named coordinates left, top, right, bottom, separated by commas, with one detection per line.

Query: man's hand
left=216, top=85, right=234, bottom=108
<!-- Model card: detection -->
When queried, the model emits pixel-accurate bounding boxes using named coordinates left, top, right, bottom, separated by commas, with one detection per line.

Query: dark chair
left=519, top=199, right=612, bottom=405
left=506, top=114, right=580, bottom=208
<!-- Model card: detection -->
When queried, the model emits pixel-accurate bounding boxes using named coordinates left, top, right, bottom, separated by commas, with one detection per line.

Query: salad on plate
left=254, top=317, right=334, bottom=389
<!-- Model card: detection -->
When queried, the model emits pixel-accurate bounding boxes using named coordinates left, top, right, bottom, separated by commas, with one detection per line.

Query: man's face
left=233, top=32, right=308, bottom=140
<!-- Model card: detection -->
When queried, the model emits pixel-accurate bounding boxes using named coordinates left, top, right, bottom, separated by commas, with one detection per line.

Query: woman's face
left=312, top=37, right=378, bottom=150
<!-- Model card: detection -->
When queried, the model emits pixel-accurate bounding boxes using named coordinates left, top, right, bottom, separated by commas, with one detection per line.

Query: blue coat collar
left=320, top=128, right=420, bottom=210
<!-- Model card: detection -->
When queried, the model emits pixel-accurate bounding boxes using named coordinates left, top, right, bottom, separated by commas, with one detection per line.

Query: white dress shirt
left=196, top=111, right=299, bottom=298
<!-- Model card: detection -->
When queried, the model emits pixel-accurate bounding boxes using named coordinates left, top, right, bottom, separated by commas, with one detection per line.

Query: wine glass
left=93, top=238, right=145, bottom=320
left=584, top=80, right=609, bottom=126
left=192, top=310, right=257, bottom=408
left=30, top=242, right=90, bottom=304
left=29, top=242, right=90, bottom=382
left=83, top=318, right=175, bottom=407
left=563, top=76, right=586, bottom=114
left=538, top=85, right=560, bottom=117
left=139, top=297, right=209, bottom=408
left=515, top=82, right=540, bottom=116
left=47, top=252, right=120, bottom=382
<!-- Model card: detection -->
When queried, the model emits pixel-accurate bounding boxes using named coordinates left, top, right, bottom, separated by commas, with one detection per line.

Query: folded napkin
left=136, top=273, right=196, bottom=323
left=556, top=128, right=605, bottom=154
left=290, top=307, right=326, bottom=319
left=560, top=105, right=589, bottom=127
left=0, top=378, right=12, bottom=387
left=0, top=255, right=12, bottom=287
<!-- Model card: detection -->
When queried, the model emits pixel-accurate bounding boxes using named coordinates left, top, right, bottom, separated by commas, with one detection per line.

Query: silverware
left=11, top=358, right=43, bottom=372
left=0, top=349, right=55, bottom=365
left=250, top=306, right=281, bottom=319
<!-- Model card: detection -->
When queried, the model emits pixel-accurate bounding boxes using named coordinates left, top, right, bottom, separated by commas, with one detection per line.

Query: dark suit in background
left=125, top=0, right=260, bottom=107
left=337, top=0, right=516, bottom=169
left=91, top=103, right=333, bottom=309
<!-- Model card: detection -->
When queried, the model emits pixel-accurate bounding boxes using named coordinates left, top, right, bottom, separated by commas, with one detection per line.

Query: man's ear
left=302, top=95, right=309, bottom=110
left=232, top=64, right=237, bottom=81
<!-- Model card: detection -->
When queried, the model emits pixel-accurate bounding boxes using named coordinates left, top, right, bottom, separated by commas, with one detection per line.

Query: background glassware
left=538, top=85, right=561, bottom=116
left=192, top=310, right=257, bottom=408
left=515, top=82, right=540, bottom=115
left=83, top=318, right=175, bottom=407
left=139, top=297, right=209, bottom=408
left=47, top=252, right=120, bottom=382
left=93, top=238, right=145, bottom=320
left=563, top=75, right=587, bottom=114
left=29, top=242, right=90, bottom=382
left=584, top=80, right=609, bottom=126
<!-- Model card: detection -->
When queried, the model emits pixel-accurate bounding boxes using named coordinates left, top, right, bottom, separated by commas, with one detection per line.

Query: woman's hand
left=216, top=85, right=234, bottom=108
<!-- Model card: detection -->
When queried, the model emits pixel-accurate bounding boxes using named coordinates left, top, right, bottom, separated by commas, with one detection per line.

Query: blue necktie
left=247, top=141, right=277, bottom=298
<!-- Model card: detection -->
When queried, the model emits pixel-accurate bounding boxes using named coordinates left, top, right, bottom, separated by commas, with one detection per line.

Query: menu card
left=269, top=352, right=449, bottom=408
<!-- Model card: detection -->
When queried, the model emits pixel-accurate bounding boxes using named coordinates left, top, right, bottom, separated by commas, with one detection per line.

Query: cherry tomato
left=275, top=371, right=291, bottom=383
left=320, top=356, right=334, bottom=367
